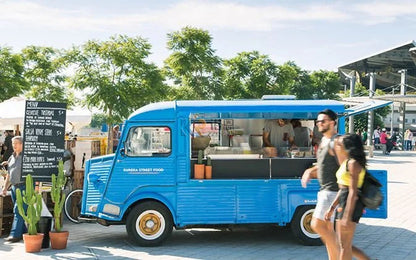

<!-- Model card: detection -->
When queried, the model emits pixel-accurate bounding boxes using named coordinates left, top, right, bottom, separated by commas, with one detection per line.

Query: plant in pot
left=205, top=156, right=212, bottom=179
left=16, top=174, right=44, bottom=253
left=194, top=150, right=205, bottom=179
left=49, top=161, right=69, bottom=249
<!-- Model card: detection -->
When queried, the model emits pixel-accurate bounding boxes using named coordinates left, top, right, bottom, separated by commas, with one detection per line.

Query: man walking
left=1, top=136, right=27, bottom=243
left=301, top=109, right=340, bottom=259
left=301, top=110, right=369, bottom=260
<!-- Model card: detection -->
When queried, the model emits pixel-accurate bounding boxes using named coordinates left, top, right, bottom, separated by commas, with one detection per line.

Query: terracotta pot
left=49, top=231, right=69, bottom=250
left=23, top=233, right=44, bottom=253
left=194, top=164, right=205, bottom=179
left=205, top=165, right=212, bottom=179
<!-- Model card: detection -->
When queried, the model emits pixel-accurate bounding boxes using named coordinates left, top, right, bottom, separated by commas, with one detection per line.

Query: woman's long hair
left=342, top=133, right=367, bottom=168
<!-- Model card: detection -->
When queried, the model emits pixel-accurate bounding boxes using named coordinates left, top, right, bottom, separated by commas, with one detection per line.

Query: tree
left=279, top=61, right=313, bottom=99
left=223, top=51, right=281, bottom=99
left=89, top=113, right=108, bottom=128
left=164, top=27, right=223, bottom=100
left=68, top=35, right=167, bottom=153
left=346, top=85, right=391, bottom=132
left=308, top=70, right=342, bottom=100
left=21, top=46, right=74, bottom=106
left=0, top=47, right=28, bottom=102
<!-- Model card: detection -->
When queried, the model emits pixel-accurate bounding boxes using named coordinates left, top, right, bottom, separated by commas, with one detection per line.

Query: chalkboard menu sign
left=22, top=100, right=67, bottom=181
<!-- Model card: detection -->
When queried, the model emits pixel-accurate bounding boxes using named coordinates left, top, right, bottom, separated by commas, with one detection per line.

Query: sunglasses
left=316, top=119, right=331, bottom=124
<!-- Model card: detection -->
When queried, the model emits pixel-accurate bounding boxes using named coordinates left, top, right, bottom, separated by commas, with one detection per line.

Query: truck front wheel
left=126, top=201, right=173, bottom=247
left=290, top=205, right=322, bottom=246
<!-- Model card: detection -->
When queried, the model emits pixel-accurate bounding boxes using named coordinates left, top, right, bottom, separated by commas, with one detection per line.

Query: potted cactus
left=194, top=150, right=205, bottom=179
left=16, top=174, right=44, bottom=253
left=49, top=161, right=69, bottom=249
left=205, top=156, right=212, bottom=179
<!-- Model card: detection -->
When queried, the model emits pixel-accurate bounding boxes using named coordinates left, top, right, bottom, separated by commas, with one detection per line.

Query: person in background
left=362, top=129, right=368, bottom=144
left=1, top=136, right=27, bottom=243
left=390, top=131, right=397, bottom=147
left=379, top=128, right=391, bottom=155
left=404, top=129, right=413, bottom=151
left=2, top=130, right=14, bottom=162
left=291, top=119, right=312, bottom=148
left=373, top=126, right=380, bottom=148
left=325, top=134, right=369, bottom=260
left=263, top=119, right=296, bottom=157
left=112, top=125, right=120, bottom=153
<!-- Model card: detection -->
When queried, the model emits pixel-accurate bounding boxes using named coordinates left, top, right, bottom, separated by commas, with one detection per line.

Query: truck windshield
left=125, top=126, right=171, bottom=156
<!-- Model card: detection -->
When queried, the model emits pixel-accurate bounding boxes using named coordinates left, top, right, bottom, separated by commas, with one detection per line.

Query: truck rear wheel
left=290, top=205, right=322, bottom=246
left=126, top=201, right=173, bottom=247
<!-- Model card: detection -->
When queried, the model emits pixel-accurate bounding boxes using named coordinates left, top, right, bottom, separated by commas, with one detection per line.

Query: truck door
left=104, top=123, right=177, bottom=207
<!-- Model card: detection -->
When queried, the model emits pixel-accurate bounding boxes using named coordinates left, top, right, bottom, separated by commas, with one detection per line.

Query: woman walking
left=325, top=134, right=369, bottom=260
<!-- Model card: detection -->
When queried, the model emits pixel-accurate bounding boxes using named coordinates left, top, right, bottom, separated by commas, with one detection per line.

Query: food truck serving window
left=125, top=126, right=171, bottom=157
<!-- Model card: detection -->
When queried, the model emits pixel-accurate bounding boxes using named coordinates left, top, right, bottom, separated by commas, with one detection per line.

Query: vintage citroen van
left=81, top=98, right=389, bottom=246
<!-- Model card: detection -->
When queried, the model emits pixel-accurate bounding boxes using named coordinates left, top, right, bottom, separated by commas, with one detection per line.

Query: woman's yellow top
left=336, top=160, right=365, bottom=188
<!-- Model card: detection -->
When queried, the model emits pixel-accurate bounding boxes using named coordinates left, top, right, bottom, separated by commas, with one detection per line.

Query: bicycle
left=64, top=187, right=84, bottom=224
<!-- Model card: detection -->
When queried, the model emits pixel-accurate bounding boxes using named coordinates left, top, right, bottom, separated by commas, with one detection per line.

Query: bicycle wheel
left=64, top=189, right=83, bottom=224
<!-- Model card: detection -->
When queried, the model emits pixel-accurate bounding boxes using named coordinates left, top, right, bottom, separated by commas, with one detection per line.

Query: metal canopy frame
left=339, top=41, right=416, bottom=94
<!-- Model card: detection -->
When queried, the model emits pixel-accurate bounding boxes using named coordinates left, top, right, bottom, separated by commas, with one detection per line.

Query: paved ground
left=2, top=149, right=416, bottom=259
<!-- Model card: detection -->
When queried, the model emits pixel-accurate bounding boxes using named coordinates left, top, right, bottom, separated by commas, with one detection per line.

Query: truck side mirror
left=120, top=148, right=125, bottom=156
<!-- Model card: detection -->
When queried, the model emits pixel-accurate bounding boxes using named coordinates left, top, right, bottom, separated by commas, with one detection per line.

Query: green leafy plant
left=197, top=150, right=204, bottom=165
left=51, top=161, right=66, bottom=232
left=16, top=174, right=42, bottom=235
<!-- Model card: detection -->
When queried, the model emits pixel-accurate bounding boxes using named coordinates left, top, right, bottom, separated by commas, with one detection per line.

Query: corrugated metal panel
left=237, top=185, right=278, bottom=223
left=84, top=158, right=113, bottom=214
left=176, top=156, right=188, bottom=183
left=176, top=186, right=236, bottom=225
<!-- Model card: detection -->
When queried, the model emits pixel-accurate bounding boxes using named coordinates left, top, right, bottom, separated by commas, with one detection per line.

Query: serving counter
left=191, top=157, right=316, bottom=179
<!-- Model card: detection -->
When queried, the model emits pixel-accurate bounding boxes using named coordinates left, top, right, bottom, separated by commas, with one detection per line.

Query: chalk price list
left=22, top=101, right=66, bottom=180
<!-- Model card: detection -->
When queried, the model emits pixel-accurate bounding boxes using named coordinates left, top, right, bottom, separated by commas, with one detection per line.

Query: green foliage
left=0, top=47, right=28, bottom=102
left=223, top=51, right=281, bottom=99
left=89, top=113, right=109, bottom=128
left=22, top=46, right=74, bottom=106
left=347, top=87, right=391, bottom=131
left=197, top=150, right=204, bottom=165
left=352, top=104, right=391, bottom=131
left=343, top=81, right=368, bottom=98
left=308, top=70, right=342, bottom=100
left=166, top=85, right=198, bottom=100
left=68, top=35, right=167, bottom=125
left=51, top=161, right=66, bottom=232
left=16, top=174, right=42, bottom=235
left=164, top=26, right=224, bottom=100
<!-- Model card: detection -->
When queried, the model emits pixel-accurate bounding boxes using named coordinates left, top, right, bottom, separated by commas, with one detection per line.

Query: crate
left=0, top=215, right=13, bottom=237
left=0, top=195, right=14, bottom=237
left=91, top=140, right=101, bottom=157
left=74, top=170, right=85, bottom=189
left=0, top=195, right=13, bottom=216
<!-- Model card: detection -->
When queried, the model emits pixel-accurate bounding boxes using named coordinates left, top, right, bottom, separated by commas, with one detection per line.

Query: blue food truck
left=80, top=98, right=389, bottom=246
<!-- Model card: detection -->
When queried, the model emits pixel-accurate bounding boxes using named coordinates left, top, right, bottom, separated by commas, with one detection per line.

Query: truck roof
left=128, top=100, right=346, bottom=121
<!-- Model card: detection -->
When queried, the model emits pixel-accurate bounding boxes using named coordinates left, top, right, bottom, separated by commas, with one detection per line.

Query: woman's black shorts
left=335, top=187, right=365, bottom=223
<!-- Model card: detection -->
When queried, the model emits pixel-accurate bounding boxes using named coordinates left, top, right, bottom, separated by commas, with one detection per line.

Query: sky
left=1, top=0, right=416, bottom=71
